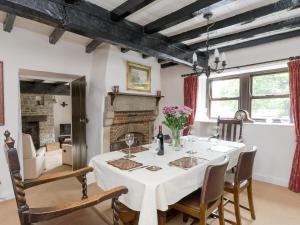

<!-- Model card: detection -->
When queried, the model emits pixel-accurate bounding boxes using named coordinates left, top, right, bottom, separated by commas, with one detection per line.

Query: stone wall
left=21, top=94, right=55, bottom=146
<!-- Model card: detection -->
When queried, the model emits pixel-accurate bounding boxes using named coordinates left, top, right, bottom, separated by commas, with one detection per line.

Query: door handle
left=80, top=118, right=89, bottom=123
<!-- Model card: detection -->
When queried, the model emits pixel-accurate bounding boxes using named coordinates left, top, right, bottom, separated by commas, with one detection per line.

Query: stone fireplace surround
left=103, top=93, right=161, bottom=152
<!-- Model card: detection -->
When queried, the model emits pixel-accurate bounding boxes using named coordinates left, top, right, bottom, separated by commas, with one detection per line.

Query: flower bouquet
left=162, top=105, right=192, bottom=149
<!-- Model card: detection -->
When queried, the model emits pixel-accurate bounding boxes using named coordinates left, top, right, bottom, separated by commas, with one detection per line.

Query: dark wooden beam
left=86, top=40, right=103, bottom=53
left=0, top=0, right=195, bottom=66
left=169, top=0, right=299, bottom=43
left=218, top=29, right=300, bottom=53
left=3, top=13, right=15, bottom=32
left=189, top=17, right=300, bottom=50
left=49, top=28, right=65, bottom=44
left=111, top=0, right=156, bottom=21
left=161, top=62, right=178, bottom=68
left=142, top=54, right=150, bottom=59
left=20, top=81, right=70, bottom=95
left=144, top=0, right=222, bottom=34
left=158, top=58, right=168, bottom=63
left=121, top=48, right=130, bottom=53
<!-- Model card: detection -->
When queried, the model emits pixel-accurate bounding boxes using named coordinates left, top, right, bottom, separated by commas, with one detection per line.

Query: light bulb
left=214, top=48, right=220, bottom=59
left=193, top=52, right=198, bottom=63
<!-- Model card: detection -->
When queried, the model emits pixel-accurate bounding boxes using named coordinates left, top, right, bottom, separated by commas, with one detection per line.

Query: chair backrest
left=217, top=117, right=243, bottom=142
left=22, top=133, right=37, bottom=159
left=4, top=131, right=29, bottom=222
left=200, top=158, right=229, bottom=204
left=235, top=149, right=257, bottom=183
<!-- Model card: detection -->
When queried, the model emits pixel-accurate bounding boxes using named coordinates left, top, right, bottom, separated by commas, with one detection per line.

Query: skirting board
left=253, top=173, right=289, bottom=187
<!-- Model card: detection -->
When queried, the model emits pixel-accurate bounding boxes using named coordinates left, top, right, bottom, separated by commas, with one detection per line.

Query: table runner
left=89, top=137, right=246, bottom=225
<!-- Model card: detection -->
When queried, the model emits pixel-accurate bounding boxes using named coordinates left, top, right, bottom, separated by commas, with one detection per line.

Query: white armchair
left=22, top=133, right=46, bottom=180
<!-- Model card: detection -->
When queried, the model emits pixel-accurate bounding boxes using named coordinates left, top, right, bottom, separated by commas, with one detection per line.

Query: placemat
left=169, top=157, right=201, bottom=170
left=121, top=146, right=149, bottom=154
left=107, top=158, right=143, bottom=170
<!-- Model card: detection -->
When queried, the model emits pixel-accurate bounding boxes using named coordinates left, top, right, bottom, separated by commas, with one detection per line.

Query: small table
left=90, top=137, right=246, bottom=225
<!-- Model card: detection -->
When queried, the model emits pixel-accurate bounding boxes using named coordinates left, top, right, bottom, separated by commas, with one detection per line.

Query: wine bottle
left=157, top=125, right=164, bottom=155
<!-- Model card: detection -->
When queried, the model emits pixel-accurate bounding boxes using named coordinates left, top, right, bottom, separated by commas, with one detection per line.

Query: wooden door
left=71, top=76, right=87, bottom=170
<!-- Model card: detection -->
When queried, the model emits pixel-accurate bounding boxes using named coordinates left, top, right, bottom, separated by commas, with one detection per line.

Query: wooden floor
left=0, top=178, right=299, bottom=225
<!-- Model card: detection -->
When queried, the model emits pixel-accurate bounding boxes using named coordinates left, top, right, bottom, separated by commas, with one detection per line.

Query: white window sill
left=196, top=119, right=294, bottom=127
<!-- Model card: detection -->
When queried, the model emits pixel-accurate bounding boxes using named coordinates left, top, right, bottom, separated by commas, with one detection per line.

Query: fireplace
left=103, top=92, right=162, bottom=152
left=22, top=115, right=47, bottom=149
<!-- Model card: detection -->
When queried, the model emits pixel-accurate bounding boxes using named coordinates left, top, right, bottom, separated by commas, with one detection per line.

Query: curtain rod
left=181, top=55, right=300, bottom=78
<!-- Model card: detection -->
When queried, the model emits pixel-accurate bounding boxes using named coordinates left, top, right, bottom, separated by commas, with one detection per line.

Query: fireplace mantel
left=22, top=115, right=47, bottom=122
left=108, top=92, right=164, bottom=106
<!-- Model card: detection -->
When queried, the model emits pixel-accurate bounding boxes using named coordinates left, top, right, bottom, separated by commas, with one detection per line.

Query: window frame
left=249, top=72, right=290, bottom=122
left=208, top=76, right=241, bottom=119
left=207, top=68, right=291, bottom=122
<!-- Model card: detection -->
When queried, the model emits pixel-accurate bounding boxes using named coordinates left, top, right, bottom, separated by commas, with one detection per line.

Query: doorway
left=19, top=70, right=87, bottom=180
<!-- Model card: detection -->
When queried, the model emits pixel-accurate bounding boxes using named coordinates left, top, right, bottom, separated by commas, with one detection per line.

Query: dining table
left=89, top=136, right=247, bottom=225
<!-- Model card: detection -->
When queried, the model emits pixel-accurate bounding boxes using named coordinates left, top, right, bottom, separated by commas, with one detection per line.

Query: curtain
left=183, top=75, right=198, bottom=135
left=288, top=59, right=300, bottom=192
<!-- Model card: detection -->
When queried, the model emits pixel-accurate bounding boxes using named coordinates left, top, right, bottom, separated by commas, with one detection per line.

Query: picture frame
left=127, top=61, right=151, bottom=92
left=0, top=61, right=4, bottom=125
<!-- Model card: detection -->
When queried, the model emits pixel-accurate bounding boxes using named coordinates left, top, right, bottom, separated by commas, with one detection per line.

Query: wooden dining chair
left=224, top=148, right=257, bottom=225
left=216, top=117, right=243, bottom=142
left=170, top=158, right=229, bottom=225
left=3, top=130, right=128, bottom=225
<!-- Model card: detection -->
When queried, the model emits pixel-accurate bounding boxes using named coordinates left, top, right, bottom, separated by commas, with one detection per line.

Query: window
left=207, top=70, right=291, bottom=123
left=251, top=73, right=290, bottom=122
left=210, top=78, right=240, bottom=118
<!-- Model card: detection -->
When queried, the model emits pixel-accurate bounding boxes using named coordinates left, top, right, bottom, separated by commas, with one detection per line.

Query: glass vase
left=171, top=128, right=182, bottom=151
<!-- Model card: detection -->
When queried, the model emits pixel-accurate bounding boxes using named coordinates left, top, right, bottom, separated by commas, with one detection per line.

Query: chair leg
left=199, top=204, right=207, bottom=225
left=233, top=188, right=242, bottom=225
left=218, top=197, right=225, bottom=225
left=247, top=179, right=256, bottom=220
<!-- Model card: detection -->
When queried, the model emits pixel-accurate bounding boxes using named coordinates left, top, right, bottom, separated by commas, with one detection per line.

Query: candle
left=193, top=52, right=198, bottom=63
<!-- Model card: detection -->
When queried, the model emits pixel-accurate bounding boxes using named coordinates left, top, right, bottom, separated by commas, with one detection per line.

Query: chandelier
left=185, top=12, right=227, bottom=78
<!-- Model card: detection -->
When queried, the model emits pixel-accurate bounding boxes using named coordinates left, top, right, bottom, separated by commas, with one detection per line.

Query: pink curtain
left=183, top=75, right=198, bottom=135
left=288, top=59, right=300, bottom=192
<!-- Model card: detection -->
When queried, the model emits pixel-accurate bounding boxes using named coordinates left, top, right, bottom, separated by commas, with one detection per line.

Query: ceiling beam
left=49, top=28, right=65, bottom=44
left=169, top=0, right=299, bottom=44
left=189, top=17, right=300, bottom=50
left=144, top=0, right=222, bottom=34
left=158, top=58, right=168, bottom=63
left=217, top=29, right=300, bottom=53
left=0, top=0, right=194, bottom=66
left=161, top=62, right=178, bottom=68
left=3, top=13, right=16, bottom=32
left=86, top=40, right=103, bottom=53
left=111, top=0, right=156, bottom=21
left=20, top=81, right=70, bottom=95
left=121, top=48, right=130, bottom=53
left=142, top=54, right=150, bottom=59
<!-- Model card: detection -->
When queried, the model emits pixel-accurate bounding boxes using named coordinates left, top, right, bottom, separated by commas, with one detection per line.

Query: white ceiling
left=0, top=0, right=299, bottom=54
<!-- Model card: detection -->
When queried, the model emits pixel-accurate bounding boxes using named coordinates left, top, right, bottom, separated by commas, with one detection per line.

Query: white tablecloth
left=89, top=137, right=246, bottom=225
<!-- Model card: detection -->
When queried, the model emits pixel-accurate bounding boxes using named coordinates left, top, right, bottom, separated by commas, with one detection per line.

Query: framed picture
left=0, top=62, right=4, bottom=125
left=127, top=61, right=151, bottom=92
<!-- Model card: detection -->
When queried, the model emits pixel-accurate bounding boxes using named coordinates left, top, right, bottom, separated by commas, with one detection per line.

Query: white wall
left=160, top=37, right=300, bottom=187
left=53, top=95, right=72, bottom=141
left=105, top=45, right=161, bottom=95
left=0, top=25, right=93, bottom=200
left=0, top=25, right=162, bottom=200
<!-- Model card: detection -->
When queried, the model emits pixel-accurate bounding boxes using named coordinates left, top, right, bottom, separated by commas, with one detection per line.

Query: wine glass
left=148, top=138, right=161, bottom=171
left=186, top=125, right=197, bottom=154
left=124, top=133, right=135, bottom=158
